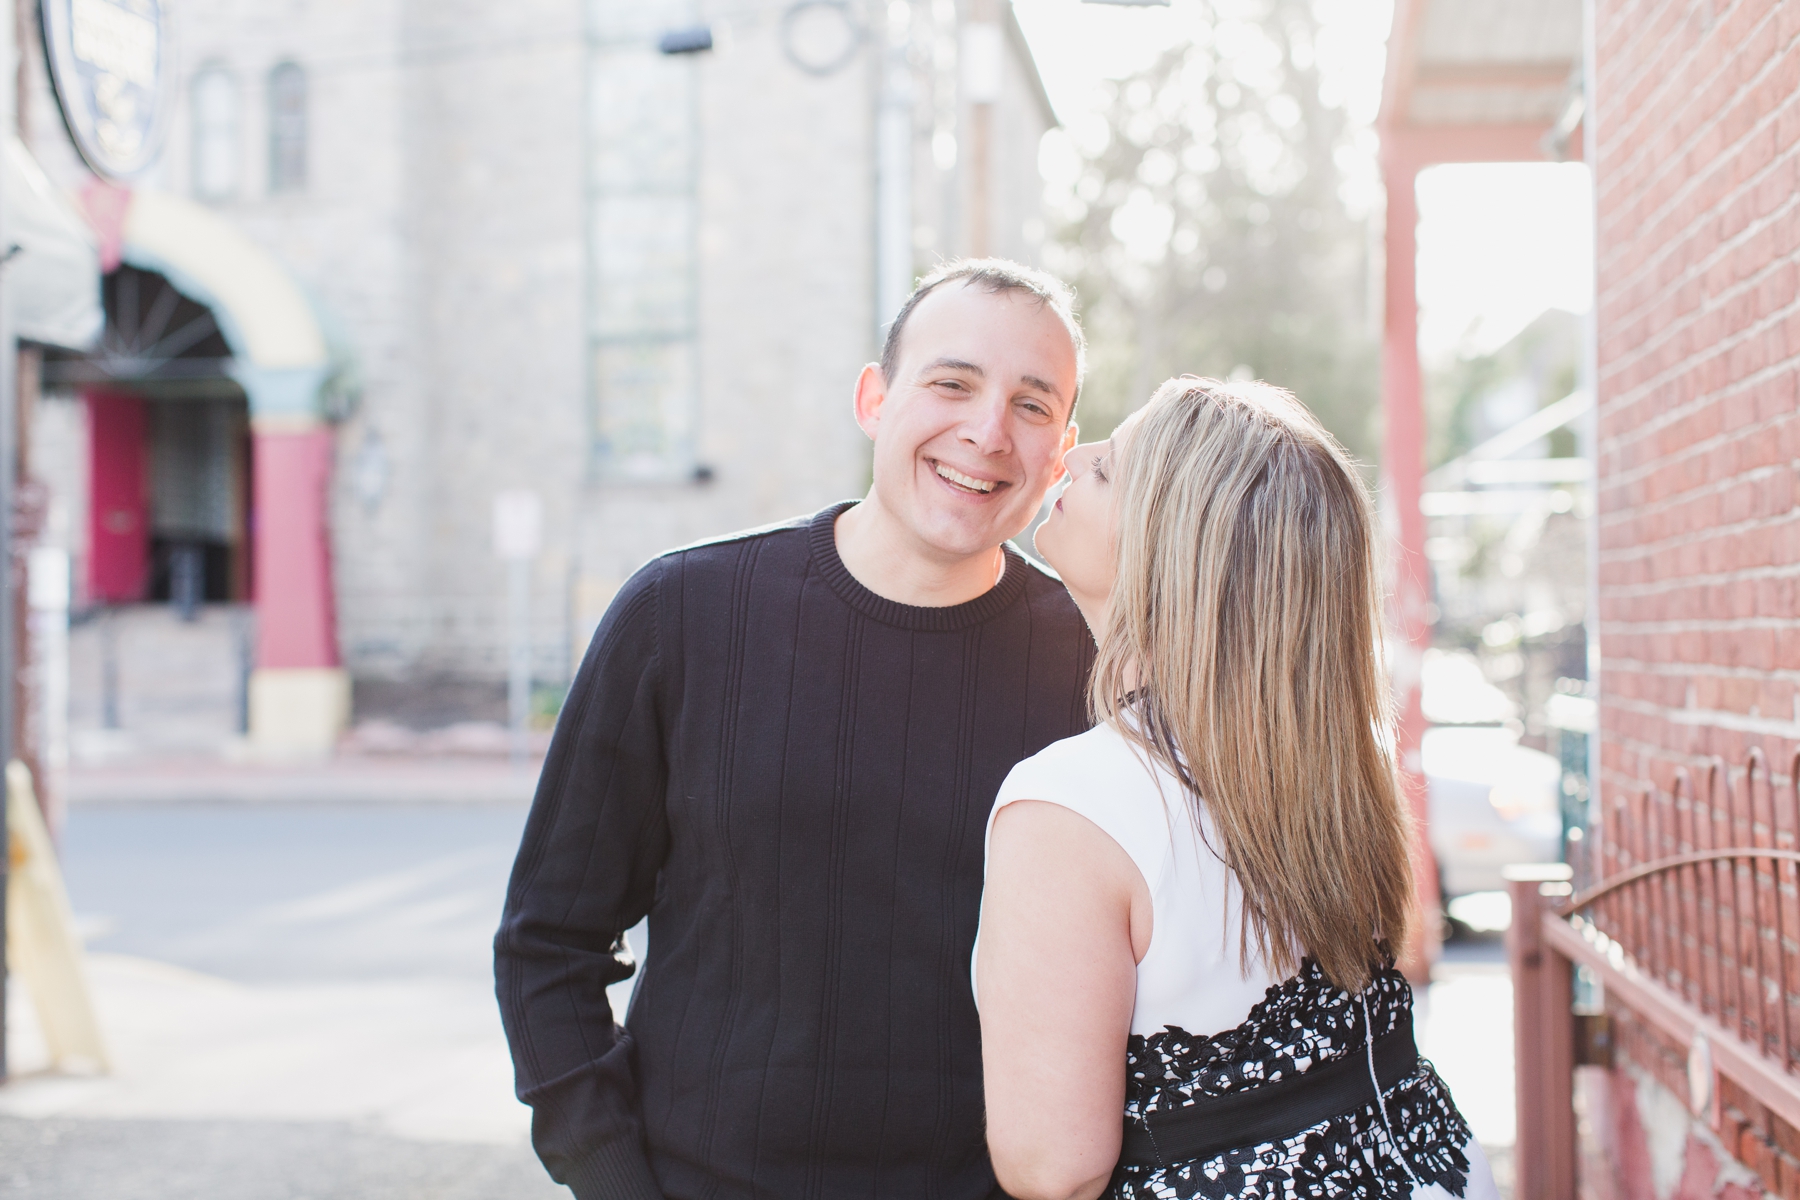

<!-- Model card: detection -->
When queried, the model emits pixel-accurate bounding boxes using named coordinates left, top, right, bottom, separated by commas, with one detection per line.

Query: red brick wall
left=1596, top=0, right=1800, bottom=851
left=1594, top=2, right=1800, bottom=1194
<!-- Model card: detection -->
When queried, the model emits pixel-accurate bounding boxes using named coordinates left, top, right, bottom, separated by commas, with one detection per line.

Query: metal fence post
left=1508, top=864, right=1577, bottom=1200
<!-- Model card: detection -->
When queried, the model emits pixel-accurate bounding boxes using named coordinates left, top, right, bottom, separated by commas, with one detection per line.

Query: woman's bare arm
left=977, top=799, right=1152, bottom=1200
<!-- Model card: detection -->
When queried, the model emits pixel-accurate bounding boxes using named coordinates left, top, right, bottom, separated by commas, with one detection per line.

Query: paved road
left=2, top=802, right=579, bottom=1200
left=56, top=803, right=531, bottom=985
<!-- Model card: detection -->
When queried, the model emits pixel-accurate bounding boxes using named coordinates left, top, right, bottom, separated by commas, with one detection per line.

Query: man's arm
left=496, top=562, right=672, bottom=1200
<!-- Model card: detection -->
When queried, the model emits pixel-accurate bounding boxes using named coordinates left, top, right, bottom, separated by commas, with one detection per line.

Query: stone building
left=22, top=0, right=1056, bottom=756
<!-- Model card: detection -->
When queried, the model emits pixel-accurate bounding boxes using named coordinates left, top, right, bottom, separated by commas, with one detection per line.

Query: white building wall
left=21, top=0, right=1053, bottom=698
left=397, top=0, right=587, bottom=682
left=568, top=8, right=878, bottom=649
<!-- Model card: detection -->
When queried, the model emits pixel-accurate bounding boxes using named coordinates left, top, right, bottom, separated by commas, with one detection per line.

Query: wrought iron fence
left=1510, top=749, right=1800, bottom=1199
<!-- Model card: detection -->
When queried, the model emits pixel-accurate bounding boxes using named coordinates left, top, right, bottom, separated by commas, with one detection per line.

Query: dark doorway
left=47, top=266, right=252, bottom=614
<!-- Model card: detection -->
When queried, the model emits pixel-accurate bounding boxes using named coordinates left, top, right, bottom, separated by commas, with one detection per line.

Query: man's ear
left=853, top=363, right=888, bottom=441
left=1049, top=420, right=1079, bottom=483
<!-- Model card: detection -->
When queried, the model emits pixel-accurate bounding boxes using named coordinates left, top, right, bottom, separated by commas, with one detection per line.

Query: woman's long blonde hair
left=1093, top=377, right=1413, bottom=992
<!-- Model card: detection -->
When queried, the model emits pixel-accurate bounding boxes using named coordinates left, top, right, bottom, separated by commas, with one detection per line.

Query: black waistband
left=1117, top=1011, right=1418, bottom=1169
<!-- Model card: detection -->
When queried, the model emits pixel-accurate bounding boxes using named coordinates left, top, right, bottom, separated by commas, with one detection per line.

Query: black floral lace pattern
left=1112, top=961, right=1474, bottom=1199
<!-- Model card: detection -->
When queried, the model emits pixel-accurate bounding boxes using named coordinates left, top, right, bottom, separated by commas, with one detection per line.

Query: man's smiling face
left=856, top=281, right=1081, bottom=565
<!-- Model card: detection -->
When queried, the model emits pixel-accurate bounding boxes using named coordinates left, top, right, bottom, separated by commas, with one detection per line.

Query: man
left=496, top=260, right=1096, bottom=1200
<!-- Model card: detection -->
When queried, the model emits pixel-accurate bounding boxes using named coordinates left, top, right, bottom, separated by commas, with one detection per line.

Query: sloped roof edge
left=1004, top=3, right=1059, bottom=130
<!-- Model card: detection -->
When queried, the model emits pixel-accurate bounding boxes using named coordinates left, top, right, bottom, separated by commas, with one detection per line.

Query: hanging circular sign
left=40, top=0, right=170, bottom=179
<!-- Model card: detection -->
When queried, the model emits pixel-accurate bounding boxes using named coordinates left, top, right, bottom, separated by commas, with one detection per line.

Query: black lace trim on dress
left=1112, top=960, right=1474, bottom=1199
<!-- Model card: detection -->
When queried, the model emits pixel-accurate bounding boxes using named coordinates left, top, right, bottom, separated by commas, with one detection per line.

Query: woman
left=974, top=378, right=1495, bottom=1200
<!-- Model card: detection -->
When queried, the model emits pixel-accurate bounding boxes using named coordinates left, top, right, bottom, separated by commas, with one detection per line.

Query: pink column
left=251, top=428, right=339, bottom=670
left=1382, top=155, right=1442, bottom=978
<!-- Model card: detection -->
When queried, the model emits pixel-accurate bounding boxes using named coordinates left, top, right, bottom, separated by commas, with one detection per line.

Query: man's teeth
left=936, top=464, right=997, bottom=493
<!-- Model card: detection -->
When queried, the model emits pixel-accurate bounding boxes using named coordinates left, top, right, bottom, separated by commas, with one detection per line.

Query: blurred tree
left=1044, top=0, right=1378, bottom=462
left=1424, top=308, right=1581, bottom=469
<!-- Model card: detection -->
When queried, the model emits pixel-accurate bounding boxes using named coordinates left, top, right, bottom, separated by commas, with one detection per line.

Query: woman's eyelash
left=1092, top=458, right=1109, bottom=482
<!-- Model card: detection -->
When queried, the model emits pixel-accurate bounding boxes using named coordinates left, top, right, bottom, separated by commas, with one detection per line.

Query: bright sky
left=1013, top=0, right=1595, bottom=363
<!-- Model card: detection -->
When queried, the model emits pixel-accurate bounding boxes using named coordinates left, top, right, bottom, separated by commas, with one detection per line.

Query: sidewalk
left=2, top=799, right=566, bottom=1199
left=1416, top=938, right=1517, bottom=1198
left=2, top=955, right=562, bottom=1198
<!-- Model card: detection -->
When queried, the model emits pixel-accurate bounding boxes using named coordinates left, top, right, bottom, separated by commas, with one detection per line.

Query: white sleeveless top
left=979, top=720, right=1283, bottom=1038
left=976, top=721, right=1500, bottom=1200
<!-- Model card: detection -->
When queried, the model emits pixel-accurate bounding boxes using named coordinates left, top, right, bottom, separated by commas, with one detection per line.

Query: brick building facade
left=1589, top=0, right=1800, bottom=1193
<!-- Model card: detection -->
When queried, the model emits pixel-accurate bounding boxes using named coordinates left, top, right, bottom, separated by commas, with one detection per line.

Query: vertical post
left=961, top=2, right=1001, bottom=258
left=493, top=491, right=542, bottom=767
left=875, top=1, right=914, bottom=339
left=1508, top=866, right=1577, bottom=1200
left=1580, top=0, right=1602, bottom=813
left=27, top=546, right=70, bottom=843
left=1381, top=152, right=1440, bottom=979
left=507, top=559, right=530, bottom=766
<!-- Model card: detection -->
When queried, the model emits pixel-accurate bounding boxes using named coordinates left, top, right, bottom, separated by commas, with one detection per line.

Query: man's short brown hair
left=879, top=258, right=1087, bottom=419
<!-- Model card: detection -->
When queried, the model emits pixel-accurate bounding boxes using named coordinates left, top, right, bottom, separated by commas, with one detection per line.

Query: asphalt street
left=54, top=803, right=532, bottom=985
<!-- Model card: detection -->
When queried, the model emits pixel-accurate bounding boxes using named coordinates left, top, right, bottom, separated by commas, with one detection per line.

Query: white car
left=1423, top=725, right=1564, bottom=899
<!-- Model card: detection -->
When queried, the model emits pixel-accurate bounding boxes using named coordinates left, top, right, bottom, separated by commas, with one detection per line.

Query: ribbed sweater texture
left=496, top=502, right=1095, bottom=1200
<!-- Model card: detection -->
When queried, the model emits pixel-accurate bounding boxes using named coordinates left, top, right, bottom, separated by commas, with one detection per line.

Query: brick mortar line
left=1595, top=617, right=1800, bottom=633
left=1600, top=693, right=1800, bottom=737
left=1596, top=761, right=1798, bottom=795
left=1600, top=659, right=1800, bottom=683
left=1597, top=745, right=1797, bottom=782
left=1598, top=735, right=1797, bottom=772
left=1601, top=562, right=1800, bottom=596
left=1599, top=130, right=1800, bottom=318
left=1598, top=408, right=1792, bottom=474
left=1592, top=0, right=1684, bottom=105
left=1595, top=2, right=1797, bottom=287
left=1598, top=111, right=1800, bottom=318
left=1600, top=247, right=1800, bottom=404
left=1594, top=450, right=1791, bottom=508
left=1598, top=374, right=1800, bottom=463
left=1603, top=692, right=1789, bottom=724
left=1600, top=197, right=1800, bottom=396
left=1594, top=503, right=1799, bottom=554
left=1593, top=0, right=1750, bottom=166
left=1600, top=224, right=1800, bottom=396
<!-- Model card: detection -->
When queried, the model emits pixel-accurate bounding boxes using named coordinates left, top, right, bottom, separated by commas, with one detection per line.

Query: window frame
left=189, top=63, right=240, bottom=202
left=266, top=60, right=308, bottom=194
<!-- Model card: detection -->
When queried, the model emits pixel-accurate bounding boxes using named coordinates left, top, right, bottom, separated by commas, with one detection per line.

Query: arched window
left=190, top=65, right=239, bottom=201
left=267, top=61, right=307, bottom=193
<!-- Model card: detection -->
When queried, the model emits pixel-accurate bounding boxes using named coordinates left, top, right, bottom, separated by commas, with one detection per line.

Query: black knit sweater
left=495, top=502, right=1095, bottom=1200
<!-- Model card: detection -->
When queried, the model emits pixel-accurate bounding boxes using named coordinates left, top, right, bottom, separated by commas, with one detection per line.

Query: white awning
left=4, top=134, right=103, bottom=350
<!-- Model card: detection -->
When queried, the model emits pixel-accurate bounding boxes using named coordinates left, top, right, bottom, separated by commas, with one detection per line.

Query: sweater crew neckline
left=809, top=501, right=1032, bottom=632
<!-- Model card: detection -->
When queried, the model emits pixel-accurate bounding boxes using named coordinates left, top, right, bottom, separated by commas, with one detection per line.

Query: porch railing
left=1510, top=749, right=1800, bottom=1199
